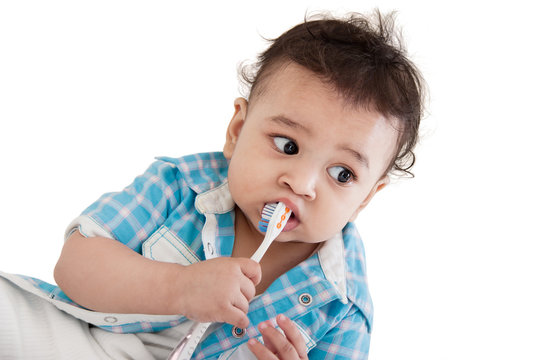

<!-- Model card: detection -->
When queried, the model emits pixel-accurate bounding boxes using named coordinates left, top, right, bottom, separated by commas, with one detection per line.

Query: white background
left=1, top=1, right=538, bottom=359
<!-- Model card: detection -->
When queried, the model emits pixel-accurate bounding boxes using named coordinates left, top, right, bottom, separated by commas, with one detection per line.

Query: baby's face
left=224, top=63, right=399, bottom=244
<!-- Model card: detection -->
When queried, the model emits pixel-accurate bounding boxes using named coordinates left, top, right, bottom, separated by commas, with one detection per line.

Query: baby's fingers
left=223, top=306, right=250, bottom=329
left=276, top=315, right=308, bottom=359
left=247, top=338, right=279, bottom=360
left=251, top=318, right=306, bottom=360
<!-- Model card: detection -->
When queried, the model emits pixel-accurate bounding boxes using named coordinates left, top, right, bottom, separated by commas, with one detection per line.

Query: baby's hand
left=172, top=257, right=261, bottom=328
left=247, top=314, right=308, bottom=360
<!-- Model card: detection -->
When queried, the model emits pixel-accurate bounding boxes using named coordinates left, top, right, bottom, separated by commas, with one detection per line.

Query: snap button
left=104, top=316, right=118, bottom=323
left=232, top=326, right=246, bottom=338
left=207, top=242, right=214, bottom=255
left=298, top=293, right=312, bottom=306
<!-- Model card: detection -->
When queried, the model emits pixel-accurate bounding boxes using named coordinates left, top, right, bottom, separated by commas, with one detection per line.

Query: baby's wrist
left=161, top=262, right=190, bottom=315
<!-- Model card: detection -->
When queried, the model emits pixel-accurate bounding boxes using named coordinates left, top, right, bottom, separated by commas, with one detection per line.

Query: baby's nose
left=278, top=167, right=317, bottom=200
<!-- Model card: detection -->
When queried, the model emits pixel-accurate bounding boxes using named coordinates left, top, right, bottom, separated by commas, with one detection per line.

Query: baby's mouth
left=259, top=201, right=300, bottom=232
left=283, top=211, right=299, bottom=232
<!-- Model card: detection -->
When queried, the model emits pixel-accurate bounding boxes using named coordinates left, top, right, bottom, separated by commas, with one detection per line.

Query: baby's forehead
left=254, top=62, right=388, bottom=120
left=250, top=61, right=343, bottom=106
left=253, top=67, right=394, bottom=131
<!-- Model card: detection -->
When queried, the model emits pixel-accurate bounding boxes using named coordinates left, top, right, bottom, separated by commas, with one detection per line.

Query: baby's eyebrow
left=270, top=115, right=311, bottom=135
left=341, top=146, right=370, bottom=169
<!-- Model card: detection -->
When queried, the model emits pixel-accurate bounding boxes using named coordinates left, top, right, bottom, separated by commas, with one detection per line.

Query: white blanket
left=0, top=276, right=194, bottom=360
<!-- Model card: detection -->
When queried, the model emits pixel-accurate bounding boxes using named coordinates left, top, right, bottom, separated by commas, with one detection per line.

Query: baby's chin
left=272, top=233, right=322, bottom=245
left=274, top=229, right=342, bottom=245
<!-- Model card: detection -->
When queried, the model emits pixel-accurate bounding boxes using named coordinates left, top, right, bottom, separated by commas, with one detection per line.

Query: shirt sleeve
left=309, top=308, right=371, bottom=360
left=66, top=160, right=183, bottom=254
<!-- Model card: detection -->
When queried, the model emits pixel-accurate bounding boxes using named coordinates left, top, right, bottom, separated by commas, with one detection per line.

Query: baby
left=0, top=10, right=424, bottom=360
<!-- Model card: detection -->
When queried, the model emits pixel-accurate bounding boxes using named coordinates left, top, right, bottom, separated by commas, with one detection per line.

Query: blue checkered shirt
left=16, top=152, right=373, bottom=359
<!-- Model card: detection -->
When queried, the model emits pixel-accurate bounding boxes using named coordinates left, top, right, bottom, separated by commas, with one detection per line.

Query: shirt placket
left=200, top=213, right=219, bottom=260
left=195, top=261, right=343, bottom=358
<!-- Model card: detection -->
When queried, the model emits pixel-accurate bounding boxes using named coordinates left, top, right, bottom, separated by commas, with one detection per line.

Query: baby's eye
left=328, top=166, right=354, bottom=184
left=273, top=136, right=299, bottom=155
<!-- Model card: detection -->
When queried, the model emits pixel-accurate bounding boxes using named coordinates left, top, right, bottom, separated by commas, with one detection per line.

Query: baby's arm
left=54, top=230, right=261, bottom=328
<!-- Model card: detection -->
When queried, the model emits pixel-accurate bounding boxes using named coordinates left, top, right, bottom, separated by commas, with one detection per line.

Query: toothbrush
left=167, top=202, right=292, bottom=360
left=251, top=202, right=291, bottom=262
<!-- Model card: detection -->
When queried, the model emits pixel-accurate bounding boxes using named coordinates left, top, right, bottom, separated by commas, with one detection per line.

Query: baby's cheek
left=319, top=216, right=347, bottom=241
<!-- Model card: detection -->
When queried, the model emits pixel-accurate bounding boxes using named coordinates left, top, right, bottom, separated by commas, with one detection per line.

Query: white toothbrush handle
left=250, top=233, right=273, bottom=263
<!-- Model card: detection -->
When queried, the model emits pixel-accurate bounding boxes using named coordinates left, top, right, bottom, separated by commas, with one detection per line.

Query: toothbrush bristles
left=258, top=203, right=278, bottom=232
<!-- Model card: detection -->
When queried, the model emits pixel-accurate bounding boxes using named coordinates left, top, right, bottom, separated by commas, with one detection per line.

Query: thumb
left=239, top=258, right=262, bottom=285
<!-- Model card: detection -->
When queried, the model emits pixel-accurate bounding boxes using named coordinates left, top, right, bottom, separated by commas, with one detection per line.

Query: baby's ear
left=223, top=98, right=248, bottom=159
left=349, top=176, right=389, bottom=222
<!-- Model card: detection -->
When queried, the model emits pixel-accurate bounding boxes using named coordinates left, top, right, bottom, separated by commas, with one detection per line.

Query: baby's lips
left=286, top=208, right=297, bottom=220
left=275, top=198, right=300, bottom=222
left=282, top=213, right=300, bottom=232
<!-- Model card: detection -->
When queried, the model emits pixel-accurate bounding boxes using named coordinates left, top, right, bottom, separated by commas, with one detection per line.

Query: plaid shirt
left=9, top=152, right=373, bottom=359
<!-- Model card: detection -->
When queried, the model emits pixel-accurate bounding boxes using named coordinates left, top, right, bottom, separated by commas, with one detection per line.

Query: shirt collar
left=318, top=232, right=348, bottom=303
left=156, top=152, right=230, bottom=195
left=194, top=181, right=235, bottom=214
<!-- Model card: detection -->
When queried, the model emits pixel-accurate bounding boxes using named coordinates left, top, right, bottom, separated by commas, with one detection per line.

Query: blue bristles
left=258, top=203, right=278, bottom=233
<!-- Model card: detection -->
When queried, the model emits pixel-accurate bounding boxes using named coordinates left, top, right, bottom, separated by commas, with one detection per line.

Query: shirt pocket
left=142, top=225, right=200, bottom=265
